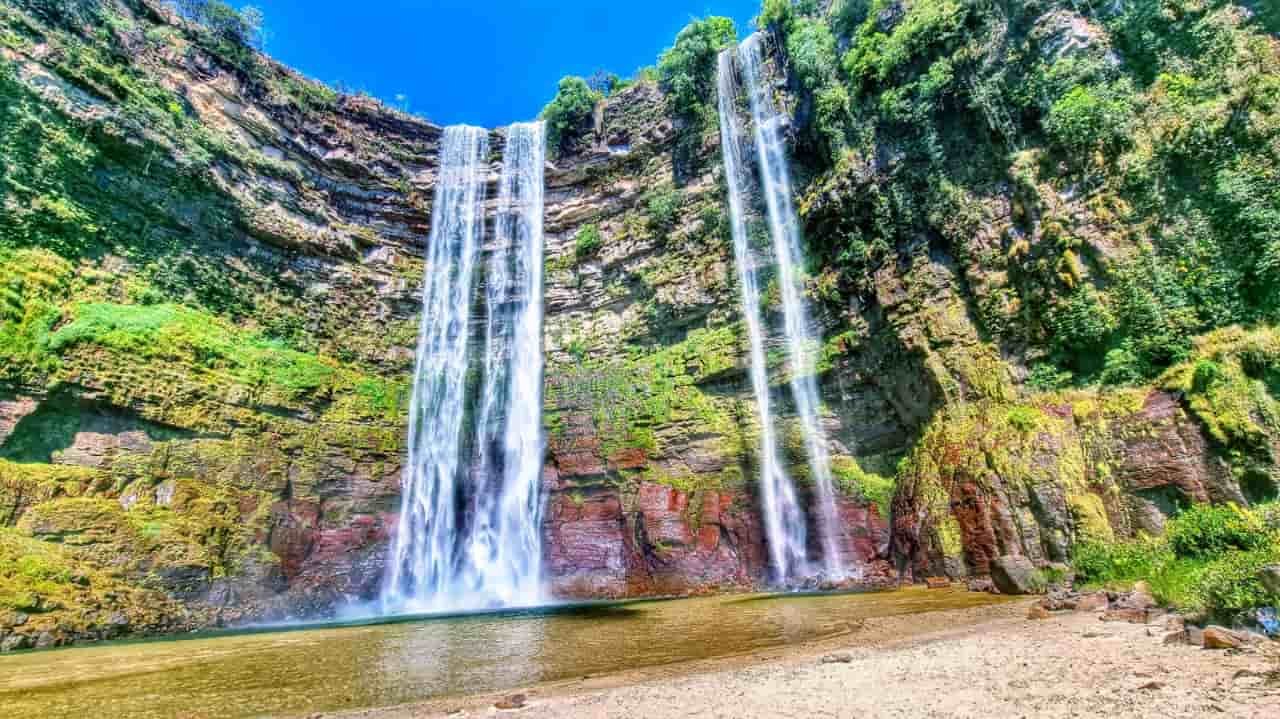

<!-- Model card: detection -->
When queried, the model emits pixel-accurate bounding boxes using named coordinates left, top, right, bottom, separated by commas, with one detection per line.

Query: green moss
left=1067, top=491, right=1114, bottom=543
left=831, top=455, right=895, bottom=516
left=936, top=515, right=963, bottom=558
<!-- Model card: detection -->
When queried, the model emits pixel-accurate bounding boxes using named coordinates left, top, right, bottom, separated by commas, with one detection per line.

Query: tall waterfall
left=718, top=33, right=844, bottom=582
left=461, top=121, right=547, bottom=608
left=381, top=122, right=548, bottom=612
left=717, top=50, right=809, bottom=582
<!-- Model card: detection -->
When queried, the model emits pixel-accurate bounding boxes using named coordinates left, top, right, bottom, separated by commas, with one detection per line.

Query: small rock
left=1074, top=591, right=1109, bottom=612
left=1137, top=681, right=1166, bottom=691
left=1102, top=607, right=1150, bottom=623
left=495, top=693, right=527, bottom=710
left=821, top=652, right=853, bottom=664
left=1, top=634, right=29, bottom=652
left=966, top=577, right=996, bottom=594
left=34, top=632, right=56, bottom=649
left=1027, top=605, right=1052, bottom=620
left=1186, top=625, right=1204, bottom=646
left=925, top=576, right=950, bottom=589
left=1202, top=625, right=1249, bottom=650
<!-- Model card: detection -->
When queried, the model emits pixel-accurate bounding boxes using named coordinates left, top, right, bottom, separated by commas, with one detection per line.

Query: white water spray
left=717, top=50, right=809, bottom=582
left=383, top=125, right=490, bottom=611
left=382, top=122, right=548, bottom=613
left=460, top=121, right=547, bottom=608
left=718, top=34, right=844, bottom=582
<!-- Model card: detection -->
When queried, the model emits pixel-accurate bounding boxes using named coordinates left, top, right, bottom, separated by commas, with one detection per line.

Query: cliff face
left=0, top=1, right=895, bottom=647
left=1, top=0, right=1278, bottom=651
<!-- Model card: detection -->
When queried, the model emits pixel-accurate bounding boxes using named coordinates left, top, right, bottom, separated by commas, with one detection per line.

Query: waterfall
left=718, top=33, right=844, bottom=582
left=717, top=50, right=809, bottom=582
left=383, top=125, right=490, bottom=610
left=382, top=122, right=548, bottom=613
left=460, top=121, right=547, bottom=608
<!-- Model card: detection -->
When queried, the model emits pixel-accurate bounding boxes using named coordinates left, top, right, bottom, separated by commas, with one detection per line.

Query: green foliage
left=831, top=456, right=895, bottom=516
left=540, top=76, right=601, bottom=154
left=1196, top=545, right=1280, bottom=613
left=1073, top=535, right=1167, bottom=586
left=1073, top=499, right=1280, bottom=616
left=1047, top=285, right=1116, bottom=358
left=574, top=223, right=603, bottom=259
left=49, top=303, right=336, bottom=399
left=1026, top=364, right=1073, bottom=391
left=644, top=185, right=681, bottom=231
left=1005, top=405, right=1042, bottom=433
left=1045, top=82, right=1136, bottom=155
left=1166, top=502, right=1269, bottom=559
left=843, top=0, right=969, bottom=86
left=658, top=16, right=736, bottom=119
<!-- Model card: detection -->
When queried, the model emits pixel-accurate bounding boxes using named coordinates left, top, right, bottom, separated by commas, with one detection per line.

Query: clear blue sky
left=243, top=1, right=762, bottom=127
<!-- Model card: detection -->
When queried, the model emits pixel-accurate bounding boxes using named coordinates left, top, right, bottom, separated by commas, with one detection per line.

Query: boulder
left=1202, top=625, right=1250, bottom=650
left=990, top=555, right=1041, bottom=595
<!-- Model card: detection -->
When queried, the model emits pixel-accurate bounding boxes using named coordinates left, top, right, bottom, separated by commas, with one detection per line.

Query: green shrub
left=1072, top=536, right=1166, bottom=585
left=1005, top=405, right=1041, bottom=433
left=574, top=224, right=602, bottom=259
left=644, top=186, right=680, bottom=231
left=1026, top=364, right=1073, bottom=391
left=1195, top=545, right=1280, bottom=614
left=1166, top=503, right=1269, bottom=559
left=657, top=17, right=736, bottom=119
left=540, top=76, right=601, bottom=154
left=1044, top=82, right=1136, bottom=154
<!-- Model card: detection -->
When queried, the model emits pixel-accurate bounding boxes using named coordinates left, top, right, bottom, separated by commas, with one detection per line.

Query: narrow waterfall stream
left=382, top=122, right=547, bottom=612
left=716, top=50, right=809, bottom=582
left=382, top=125, right=490, bottom=611
left=461, top=121, right=547, bottom=608
left=719, top=33, right=844, bottom=582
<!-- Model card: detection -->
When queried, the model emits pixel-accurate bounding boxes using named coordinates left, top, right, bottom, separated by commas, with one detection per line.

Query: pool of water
left=0, top=586, right=1005, bottom=718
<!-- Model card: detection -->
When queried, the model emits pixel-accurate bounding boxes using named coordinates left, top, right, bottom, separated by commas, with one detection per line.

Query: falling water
left=382, top=122, right=548, bottom=612
left=738, top=33, right=843, bottom=579
left=460, top=121, right=547, bottom=608
left=383, top=125, right=491, bottom=611
left=717, top=49, right=809, bottom=582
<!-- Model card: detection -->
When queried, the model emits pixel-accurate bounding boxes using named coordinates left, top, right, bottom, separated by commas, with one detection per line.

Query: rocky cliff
left=1, top=0, right=1278, bottom=651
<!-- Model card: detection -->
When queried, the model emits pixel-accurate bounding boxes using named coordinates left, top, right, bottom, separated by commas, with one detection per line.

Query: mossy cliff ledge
left=3, top=0, right=1280, bottom=649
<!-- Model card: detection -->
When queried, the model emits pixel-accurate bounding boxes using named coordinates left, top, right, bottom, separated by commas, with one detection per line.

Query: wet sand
left=334, top=599, right=1280, bottom=719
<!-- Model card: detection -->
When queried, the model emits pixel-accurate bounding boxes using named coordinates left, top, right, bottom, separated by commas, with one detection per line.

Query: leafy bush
left=644, top=186, right=680, bottom=231
left=1195, top=545, right=1280, bottom=614
left=1166, top=503, right=1269, bottom=559
left=574, top=224, right=602, bottom=259
left=1044, top=81, right=1136, bottom=154
left=1047, top=285, right=1115, bottom=358
left=1073, top=536, right=1167, bottom=586
left=1026, top=363, right=1073, bottom=391
left=540, top=76, right=601, bottom=154
left=657, top=17, right=736, bottom=119
left=1005, top=405, right=1041, bottom=433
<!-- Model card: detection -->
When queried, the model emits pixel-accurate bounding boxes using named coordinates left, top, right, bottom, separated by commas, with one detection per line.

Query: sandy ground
left=329, top=599, right=1280, bottom=719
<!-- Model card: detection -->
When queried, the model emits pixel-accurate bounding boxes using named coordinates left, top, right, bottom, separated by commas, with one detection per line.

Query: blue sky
left=242, top=1, right=761, bottom=127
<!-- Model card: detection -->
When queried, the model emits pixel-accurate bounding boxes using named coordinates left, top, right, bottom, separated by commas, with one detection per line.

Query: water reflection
left=0, top=587, right=1008, bottom=719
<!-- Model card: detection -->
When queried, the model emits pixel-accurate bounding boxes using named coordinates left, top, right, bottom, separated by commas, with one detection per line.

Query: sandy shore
left=326, top=598, right=1280, bottom=719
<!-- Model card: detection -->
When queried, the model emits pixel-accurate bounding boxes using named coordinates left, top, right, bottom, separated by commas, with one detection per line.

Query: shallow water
left=0, top=586, right=1005, bottom=718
